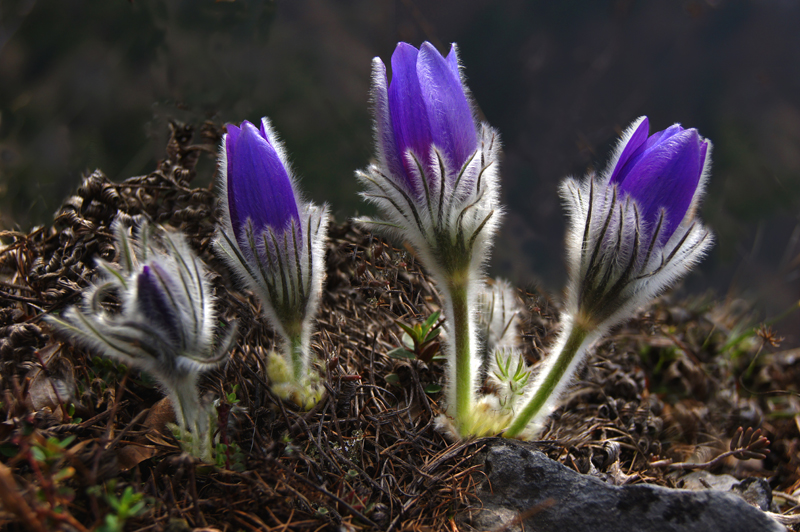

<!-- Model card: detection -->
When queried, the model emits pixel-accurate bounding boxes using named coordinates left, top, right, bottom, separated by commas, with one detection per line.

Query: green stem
left=288, top=334, right=305, bottom=383
left=504, top=324, right=589, bottom=438
left=447, top=277, right=474, bottom=434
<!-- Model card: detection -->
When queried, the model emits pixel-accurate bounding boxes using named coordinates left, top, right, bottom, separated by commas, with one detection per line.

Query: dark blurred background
left=1, top=0, right=799, bottom=344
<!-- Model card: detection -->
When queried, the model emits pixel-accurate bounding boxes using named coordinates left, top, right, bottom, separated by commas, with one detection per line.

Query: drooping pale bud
left=214, top=117, right=329, bottom=409
left=47, top=219, right=237, bottom=462
left=357, top=41, right=503, bottom=437
left=505, top=117, right=714, bottom=439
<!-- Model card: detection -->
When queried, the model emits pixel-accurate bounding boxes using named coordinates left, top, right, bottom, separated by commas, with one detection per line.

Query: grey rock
left=732, top=477, right=774, bottom=512
left=680, top=471, right=740, bottom=492
left=463, top=439, right=785, bottom=532
left=680, top=471, right=774, bottom=511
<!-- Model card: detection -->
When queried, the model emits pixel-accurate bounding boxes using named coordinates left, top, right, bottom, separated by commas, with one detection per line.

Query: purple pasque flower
left=358, top=41, right=501, bottom=279
left=562, top=116, right=713, bottom=329
left=49, top=219, right=226, bottom=376
left=358, top=42, right=503, bottom=437
left=386, top=42, right=478, bottom=194
left=225, top=120, right=301, bottom=247
left=608, top=117, right=709, bottom=244
left=504, top=118, right=714, bottom=440
left=216, top=117, right=327, bottom=325
left=214, top=117, right=329, bottom=408
left=46, top=219, right=236, bottom=460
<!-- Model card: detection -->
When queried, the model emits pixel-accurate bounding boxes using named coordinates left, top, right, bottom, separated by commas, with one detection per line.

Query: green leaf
left=57, top=435, right=76, bottom=449
left=423, top=310, right=441, bottom=328
left=31, top=447, right=46, bottom=462
left=494, top=351, right=510, bottom=380
left=419, top=311, right=441, bottom=339
left=423, top=327, right=442, bottom=343
left=387, top=347, right=416, bottom=360
left=384, top=373, right=400, bottom=385
left=396, top=321, right=419, bottom=341
left=423, top=383, right=442, bottom=394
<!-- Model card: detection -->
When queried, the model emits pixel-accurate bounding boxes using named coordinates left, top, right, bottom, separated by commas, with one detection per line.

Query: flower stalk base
left=170, top=380, right=213, bottom=463
left=504, top=323, right=591, bottom=439
left=444, top=275, right=476, bottom=435
left=266, top=349, right=323, bottom=410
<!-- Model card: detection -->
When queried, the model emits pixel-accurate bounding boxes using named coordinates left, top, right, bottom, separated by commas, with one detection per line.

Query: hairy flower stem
left=288, top=334, right=305, bottom=383
left=444, top=274, right=476, bottom=434
left=504, top=323, right=590, bottom=439
left=170, top=377, right=212, bottom=462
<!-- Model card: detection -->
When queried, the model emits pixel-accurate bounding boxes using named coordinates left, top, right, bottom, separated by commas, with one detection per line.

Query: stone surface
left=681, top=471, right=774, bottom=511
left=463, top=440, right=785, bottom=532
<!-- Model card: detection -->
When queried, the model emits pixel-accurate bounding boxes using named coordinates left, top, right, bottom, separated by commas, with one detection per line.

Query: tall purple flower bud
left=214, top=117, right=329, bottom=409
left=565, top=116, right=713, bottom=328
left=225, top=121, right=301, bottom=247
left=505, top=117, right=714, bottom=439
left=386, top=42, right=478, bottom=195
left=609, top=118, right=708, bottom=244
left=357, top=42, right=504, bottom=437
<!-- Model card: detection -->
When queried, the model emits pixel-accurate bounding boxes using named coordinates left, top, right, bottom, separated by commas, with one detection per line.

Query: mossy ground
left=0, top=123, right=797, bottom=531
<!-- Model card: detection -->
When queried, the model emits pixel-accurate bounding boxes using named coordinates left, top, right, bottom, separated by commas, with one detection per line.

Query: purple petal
left=371, top=58, right=405, bottom=185
left=625, top=124, right=687, bottom=177
left=225, top=122, right=243, bottom=158
left=609, top=117, right=649, bottom=185
left=388, top=42, right=431, bottom=191
left=699, top=139, right=709, bottom=170
left=617, top=129, right=703, bottom=242
left=445, top=44, right=460, bottom=79
left=645, top=124, right=684, bottom=147
left=226, top=121, right=300, bottom=241
left=417, top=42, right=477, bottom=174
left=137, top=264, right=181, bottom=342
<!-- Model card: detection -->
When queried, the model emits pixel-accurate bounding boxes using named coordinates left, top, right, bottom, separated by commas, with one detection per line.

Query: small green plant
left=492, top=349, right=531, bottom=410
left=223, top=384, right=242, bottom=406
left=16, top=432, right=82, bottom=530
left=30, top=434, right=75, bottom=467
left=214, top=385, right=245, bottom=471
left=30, top=435, right=77, bottom=506
left=97, top=484, right=148, bottom=532
left=387, top=311, right=443, bottom=364
left=214, top=442, right=245, bottom=471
